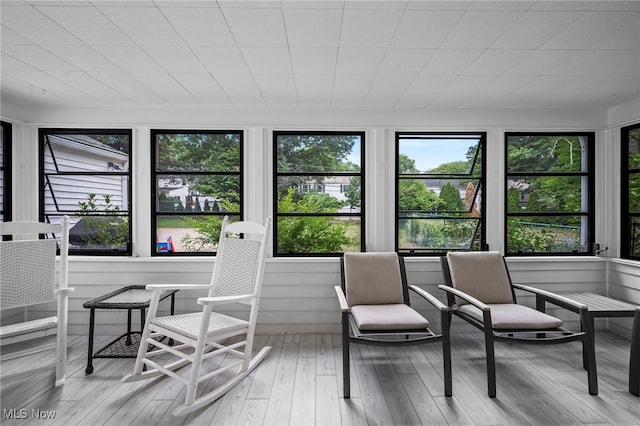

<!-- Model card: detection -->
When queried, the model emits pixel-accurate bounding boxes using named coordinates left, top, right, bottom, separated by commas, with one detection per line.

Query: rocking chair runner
left=440, top=251, right=598, bottom=398
left=0, top=216, right=73, bottom=386
left=122, top=216, right=272, bottom=416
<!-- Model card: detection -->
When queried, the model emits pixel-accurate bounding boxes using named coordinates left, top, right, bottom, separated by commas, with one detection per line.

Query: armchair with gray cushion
left=335, top=252, right=452, bottom=398
left=440, top=251, right=598, bottom=398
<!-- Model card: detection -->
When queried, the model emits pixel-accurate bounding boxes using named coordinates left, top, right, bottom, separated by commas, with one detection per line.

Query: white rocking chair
left=122, top=216, right=272, bottom=416
left=0, top=216, right=73, bottom=386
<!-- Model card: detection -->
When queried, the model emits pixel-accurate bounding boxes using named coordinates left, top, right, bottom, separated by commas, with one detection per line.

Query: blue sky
left=399, top=138, right=477, bottom=171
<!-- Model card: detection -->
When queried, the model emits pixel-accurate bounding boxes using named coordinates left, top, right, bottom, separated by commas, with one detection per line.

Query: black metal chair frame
left=440, top=255, right=598, bottom=398
left=335, top=255, right=452, bottom=399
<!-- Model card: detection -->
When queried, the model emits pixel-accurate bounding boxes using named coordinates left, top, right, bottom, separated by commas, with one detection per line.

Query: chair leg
left=483, top=328, right=496, bottom=398
left=342, top=315, right=350, bottom=398
left=630, top=309, right=640, bottom=396
left=442, top=310, right=452, bottom=397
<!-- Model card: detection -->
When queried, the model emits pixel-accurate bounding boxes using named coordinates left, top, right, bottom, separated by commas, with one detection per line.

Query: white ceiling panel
left=295, top=74, right=334, bottom=105
left=365, top=74, right=414, bottom=106
left=143, top=46, right=206, bottom=73
left=241, top=48, right=292, bottom=74
left=331, top=74, right=375, bottom=106
left=420, top=49, right=483, bottom=75
left=221, top=7, right=288, bottom=48
left=2, top=70, right=91, bottom=101
left=0, top=25, right=34, bottom=45
left=340, top=8, right=404, bottom=48
left=540, top=11, right=630, bottom=50
left=3, top=44, right=79, bottom=72
left=335, top=48, right=386, bottom=74
left=131, top=72, right=198, bottom=104
left=34, top=5, right=133, bottom=46
left=254, top=74, right=296, bottom=106
left=97, top=5, right=185, bottom=47
left=504, top=50, right=582, bottom=76
left=440, top=10, right=525, bottom=49
left=93, top=46, right=165, bottom=73
left=214, top=72, right=264, bottom=105
left=170, top=72, right=228, bottom=105
left=390, top=10, right=464, bottom=49
left=283, top=8, right=343, bottom=48
left=377, top=49, right=435, bottom=75
left=290, top=48, right=337, bottom=74
left=463, top=49, right=531, bottom=76
left=47, top=71, right=133, bottom=104
left=43, top=45, right=121, bottom=72
left=491, top=11, right=581, bottom=49
left=86, top=71, right=166, bottom=104
left=0, top=1, right=638, bottom=111
left=0, top=4, right=81, bottom=45
left=159, top=6, right=236, bottom=47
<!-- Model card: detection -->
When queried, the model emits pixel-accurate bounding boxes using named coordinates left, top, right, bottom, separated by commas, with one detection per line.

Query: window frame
left=395, top=131, right=487, bottom=256
left=39, top=128, right=133, bottom=256
left=1, top=121, right=12, bottom=224
left=150, top=129, right=244, bottom=257
left=621, top=122, right=640, bottom=260
left=273, top=130, right=365, bottom=257
left=504, top=131, right=595, bottom=256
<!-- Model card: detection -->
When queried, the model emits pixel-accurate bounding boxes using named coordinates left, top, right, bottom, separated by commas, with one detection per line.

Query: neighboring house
left=298, top=176, right=351, bottom=202
left=44, top=134, right=128, bottom=229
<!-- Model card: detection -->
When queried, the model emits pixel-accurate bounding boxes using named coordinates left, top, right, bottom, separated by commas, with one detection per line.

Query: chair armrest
left=334, top=286, right=349, bottom=313
left=146, top=284, right=209, bottom=291
left=197, top=294, right=253, bottom=305
left=409, top=285, right=447, bottom=310
left=512, top=283, right=587, bottom=312
left=438, top=284, right=490, bottom=311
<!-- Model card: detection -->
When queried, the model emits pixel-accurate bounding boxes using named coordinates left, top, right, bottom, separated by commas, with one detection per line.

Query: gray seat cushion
left=351, top=304, right=429, bottom=331
left=458, top=303, right=563, bottom=330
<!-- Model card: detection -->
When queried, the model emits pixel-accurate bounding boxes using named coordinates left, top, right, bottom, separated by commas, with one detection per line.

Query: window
left=274, top=131, right=364, bottom=256
left=40, top=129, right=132, bottom=255
left=152, top=130, right=242, bottom=255
left=622, top=123, right=640, bottom=260
left=505, top=132, right=594, bottom=255
left=1, top=121, right=11, bottom=223
left=396, top=132, right=486, bottom=255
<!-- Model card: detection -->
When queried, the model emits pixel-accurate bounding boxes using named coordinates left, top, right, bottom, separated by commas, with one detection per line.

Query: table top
left=83, top=285, right=178, bottom=309
left=559, top=292, right=639, bottom=316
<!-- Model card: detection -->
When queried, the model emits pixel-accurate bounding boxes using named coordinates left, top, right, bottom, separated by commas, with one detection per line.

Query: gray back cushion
left=446, top=251, right=514, bottom=304
left=344, top=252, right=404, bottom=306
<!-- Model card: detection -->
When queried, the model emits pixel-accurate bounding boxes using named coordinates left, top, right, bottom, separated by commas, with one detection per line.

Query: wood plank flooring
left=1, top=331, right=639, bottom=425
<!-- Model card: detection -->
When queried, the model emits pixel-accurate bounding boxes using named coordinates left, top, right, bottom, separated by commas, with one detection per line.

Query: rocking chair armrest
left=334, top=286, right=349, bottom=313
left=146, top=284, right=210, bottom=292
left=512, top=283, right=587, bottom=312
left=409, top=285, right=447, bottom=310
left=438, top=285, right=490, bottom=311
left=197, top=294, right=253, bottom=306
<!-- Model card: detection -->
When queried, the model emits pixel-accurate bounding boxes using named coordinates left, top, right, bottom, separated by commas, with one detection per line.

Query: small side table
left=557, top=292, right=639, bottom=396
left=83, top=285, right=178, bottom=374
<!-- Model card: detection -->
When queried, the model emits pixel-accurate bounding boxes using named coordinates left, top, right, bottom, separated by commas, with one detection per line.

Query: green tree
left=398, top=180, right=441, bottom=211
left=77, top=193, right=128, bottom=250
left=277, top=188, right=355, bottom=254
left=276, top=134, right=358, bottom=191
left=439, top=182, right=464, bottom=211
left=507, top=187, right=521, bottom=212
left=344, top=176, right=361, bottom=210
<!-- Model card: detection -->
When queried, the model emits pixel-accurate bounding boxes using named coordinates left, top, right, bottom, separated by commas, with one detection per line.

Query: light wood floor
left=1, top=331, right=639, bottom=425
